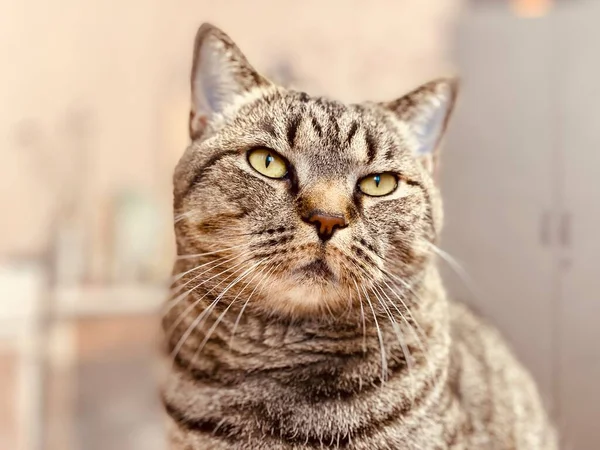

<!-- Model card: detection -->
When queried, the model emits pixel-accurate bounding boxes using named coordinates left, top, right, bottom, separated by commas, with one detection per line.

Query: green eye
left=247, top=148, right=288, bottom=179
left=358, top=173, right=398, bottom=197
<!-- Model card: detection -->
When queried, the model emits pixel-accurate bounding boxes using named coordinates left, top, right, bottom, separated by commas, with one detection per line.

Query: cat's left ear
left=381, top=78, right=458, bottom=173
left=189, top=23, right=272, bottom=139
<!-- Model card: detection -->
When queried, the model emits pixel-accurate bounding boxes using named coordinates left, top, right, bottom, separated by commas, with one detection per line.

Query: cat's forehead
left=232, top=90, right=413, bottom=177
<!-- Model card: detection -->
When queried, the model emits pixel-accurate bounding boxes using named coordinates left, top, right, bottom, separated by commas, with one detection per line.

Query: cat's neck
left=165, top=263, right=450, bottom=384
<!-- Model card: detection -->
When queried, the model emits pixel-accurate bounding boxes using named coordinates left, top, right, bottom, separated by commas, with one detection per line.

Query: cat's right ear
left=189, top=23, right=271, bottom=140
left=381, top=78, right=458, bottom=175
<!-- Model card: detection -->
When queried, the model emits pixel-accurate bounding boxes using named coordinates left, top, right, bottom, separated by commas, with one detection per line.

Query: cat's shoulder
left=447, top=299, right=506, bottom=350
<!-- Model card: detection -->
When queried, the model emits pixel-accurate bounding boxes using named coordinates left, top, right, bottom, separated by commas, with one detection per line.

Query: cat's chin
left=294, top=258, right=337, bottom=282
left=261, top=282, right=345, bottom=317
left=253, top=252, right=367, bottom=317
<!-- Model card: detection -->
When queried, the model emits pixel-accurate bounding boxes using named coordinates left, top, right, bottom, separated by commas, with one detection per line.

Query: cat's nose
left=303, top=211, right=348, bottom=241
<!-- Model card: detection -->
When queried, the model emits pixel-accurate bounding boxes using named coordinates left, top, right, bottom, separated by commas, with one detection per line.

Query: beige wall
left=1, top=3, right=461, bottom=448
left=0, top=0, right=460, bottom=276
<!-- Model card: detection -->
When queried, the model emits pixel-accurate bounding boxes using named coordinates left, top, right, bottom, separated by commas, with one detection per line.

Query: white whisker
left=170, top=249, right=254, bottom=296
left=358, top=289, right=367, bottom=353
left=426, top=241, right=483, bottom=302
left=165, top=259, right=254, bottom=337
left=229, top=260, right=282, bottom=347
left=337, top=245, right=419, bottom=383
left=353, top=278, right=386, bottom=383
left=372, top=284, right=419, bottom=387
left=175, top=242, right=249, bottom=260
left=170, top=252, right=238, bottom=283
left=169, top=260, right=261, bottom=364
left=190, top=258, right=267, bottom=360
left=379, top=275, right=429, bottom=348
left=336, top=254, right=367, bottom=353
left=371, top=285, right=415, bottom=399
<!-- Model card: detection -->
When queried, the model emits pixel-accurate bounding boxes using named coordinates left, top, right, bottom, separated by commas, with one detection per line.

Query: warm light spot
left=510, top=0, right=552, bottom=17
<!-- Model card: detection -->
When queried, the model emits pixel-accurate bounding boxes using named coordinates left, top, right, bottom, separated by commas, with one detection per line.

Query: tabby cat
left=161, top=23, right=557, bottom=449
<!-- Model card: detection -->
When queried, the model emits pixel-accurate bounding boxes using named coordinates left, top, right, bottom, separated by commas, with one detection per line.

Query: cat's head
left=173, top=24, right=457, bottom=318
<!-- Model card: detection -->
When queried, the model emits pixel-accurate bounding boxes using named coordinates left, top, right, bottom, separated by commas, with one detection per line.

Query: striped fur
left=161, top=24, right=557, bottom=449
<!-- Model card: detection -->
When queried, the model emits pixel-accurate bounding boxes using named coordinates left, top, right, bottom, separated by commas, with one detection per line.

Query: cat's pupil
left=374, top=175, right=381, bottom=187
left=265, top=154, right=273, bottom=168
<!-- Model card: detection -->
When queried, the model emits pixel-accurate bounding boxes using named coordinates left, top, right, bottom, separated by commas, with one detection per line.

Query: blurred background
left=1, top=0, right=598, bottom=448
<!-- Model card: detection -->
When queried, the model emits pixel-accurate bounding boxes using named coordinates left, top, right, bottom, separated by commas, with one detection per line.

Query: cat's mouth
left=297, top=258, right=336, bottom=281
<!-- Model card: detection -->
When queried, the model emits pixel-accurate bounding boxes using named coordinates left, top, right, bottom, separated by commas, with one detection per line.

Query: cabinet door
left=558, top=3, right=600, bottom=449
left=442, top=6, right=556, bottom=406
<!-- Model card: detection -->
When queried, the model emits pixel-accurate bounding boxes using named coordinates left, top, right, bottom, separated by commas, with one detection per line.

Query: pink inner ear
left=190, top=24, right=272, bottom=125
left=381, top=78, right=458, bottom=162
left=413, top=95, right=451, bottom=157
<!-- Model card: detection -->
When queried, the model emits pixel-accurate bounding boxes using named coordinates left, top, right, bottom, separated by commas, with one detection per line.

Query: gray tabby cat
left=161, top=23, right=557, bottom=449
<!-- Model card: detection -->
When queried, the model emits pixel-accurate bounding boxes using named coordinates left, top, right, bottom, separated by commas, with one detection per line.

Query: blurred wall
left=0, top=2, right=462, bottom=449
left=0, top=0, right=459, bottom=279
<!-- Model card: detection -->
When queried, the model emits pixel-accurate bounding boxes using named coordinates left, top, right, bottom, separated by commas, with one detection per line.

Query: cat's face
left=172, top=24, right=457, bottom=318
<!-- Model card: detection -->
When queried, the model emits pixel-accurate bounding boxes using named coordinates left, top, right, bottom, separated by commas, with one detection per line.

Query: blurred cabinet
left=443, top=2, right=600, bottom=449
left=557, top=3, right=600, bottom=448
left=444, top=0, right=556, bottom=405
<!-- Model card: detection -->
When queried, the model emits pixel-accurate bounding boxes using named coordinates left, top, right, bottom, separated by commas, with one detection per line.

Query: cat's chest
left=168, top=354, right=455, bottom=448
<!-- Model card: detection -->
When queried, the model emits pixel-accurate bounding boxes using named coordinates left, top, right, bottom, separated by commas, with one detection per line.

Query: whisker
left=170, top=252, right=239, bottom=283
left=337, top=246, right=421, bottom=379
left=170, top=249, right=255, bottom=296
left=370, top=285, right=415, bottom=400
left=190, top=258, right=267, bottom=360
left=321, top=288, right=336, bottom=319
left=359, top=295, right=367, bottom=353
left=338, top=242, right=432, bottom=375
left=221, top=229, right=296, bottom=238
left=174, top=211, right=195, bottom=224
left=427, top=242, right=470, bottom=281
left=336, top=255, right=367, bottom=352
left=379, top=284, right=428, bottom=359
left=352, top=278, right=386, bottom=383
left=165, top=258, right=255, bottom=336
left=379, top=274, right=429, bottom=347
left=426, top=241, right=483, bottom=303
left=175, top=242, right=250, bottom=260
left=163, top=263, right=250, bottom=326
left=169, top=260, right=260, bottom=364
left=229, top=260, right=283, bottom=347
left=342, top=250, right=429, bottom=352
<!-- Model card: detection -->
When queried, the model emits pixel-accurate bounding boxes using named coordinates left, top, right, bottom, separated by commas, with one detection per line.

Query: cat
left=161, top=23, right=558, bottom=449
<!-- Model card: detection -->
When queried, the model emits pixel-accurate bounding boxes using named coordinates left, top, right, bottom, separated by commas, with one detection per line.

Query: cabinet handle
left=540, top=210, right=551, bottom=247
left=560, top=212, right=571, bottom=248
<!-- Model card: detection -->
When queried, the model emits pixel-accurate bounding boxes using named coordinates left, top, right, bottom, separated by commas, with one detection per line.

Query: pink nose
left=305, top=211, right=348, bottom=241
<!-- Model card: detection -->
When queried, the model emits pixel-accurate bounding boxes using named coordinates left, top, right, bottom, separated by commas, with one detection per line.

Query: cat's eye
left=247, top=148, right=288, bottom=179
left=358, top=173, right=398, bottom=197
